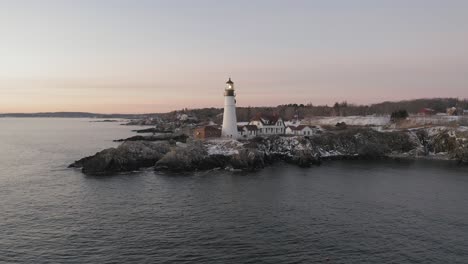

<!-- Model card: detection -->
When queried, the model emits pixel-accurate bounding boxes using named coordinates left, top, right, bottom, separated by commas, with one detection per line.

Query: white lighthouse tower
left=222, top=78, right=239, bottom=138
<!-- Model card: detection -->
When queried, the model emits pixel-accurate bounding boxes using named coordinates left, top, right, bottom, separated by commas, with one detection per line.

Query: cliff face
left=252, top=129, right=418, bottom=159
left=70, top=127, right=468, bottom=175
left=153, top=128, right=467, bottom=172
left=420, top=127, right=468, bottom=162
left=153, top=141, right=266, bottom=172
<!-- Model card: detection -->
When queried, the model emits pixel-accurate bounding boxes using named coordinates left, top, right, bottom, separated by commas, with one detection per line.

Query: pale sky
left=0, top=0, right=467, bottom=113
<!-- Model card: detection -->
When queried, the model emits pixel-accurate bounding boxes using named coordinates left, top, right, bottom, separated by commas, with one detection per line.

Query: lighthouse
left=222, top=78, right=239, bottom=138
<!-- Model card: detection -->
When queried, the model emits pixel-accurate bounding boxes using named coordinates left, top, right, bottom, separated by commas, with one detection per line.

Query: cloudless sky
left=0, top=0, right=467, bottom=113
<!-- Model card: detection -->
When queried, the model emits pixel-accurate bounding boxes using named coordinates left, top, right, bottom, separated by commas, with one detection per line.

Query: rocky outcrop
left=421, top=127, right=468, bottom=163
left=132, top=128, right=173, bottom=134
left=230, top=149, right=266, bottom=170
left=114, top=133, right=188, bottom=143
left=154, top=128, right=412, bottom=172
left=154, top=142, right=209, bottom=171
left=71, top=127, right=468, bottom=175
left=251, top=129, right=417, bottom=162
left=69, top=141, right=171, bottom=175
left=154, top=142, right=266, bottom=172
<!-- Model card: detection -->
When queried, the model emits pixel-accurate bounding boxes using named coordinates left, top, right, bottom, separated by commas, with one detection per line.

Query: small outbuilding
left=194, top=126, right=221, bottom=140
left=285, top=125, right=315, bottom=136
left=446, top=107, right=459, bottom=116
left=238, top=125, right=258, bottom=138
left=418, top=108, right=436, bottom=116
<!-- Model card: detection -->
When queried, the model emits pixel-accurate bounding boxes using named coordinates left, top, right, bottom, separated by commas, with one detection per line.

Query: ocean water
left=1, top=118, right=468, bottom=264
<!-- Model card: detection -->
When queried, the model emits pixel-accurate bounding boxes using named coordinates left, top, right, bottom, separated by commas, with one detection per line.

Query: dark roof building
left=194, top=125, right=221, bottom=140
left=418, top=108, right=436, bottom=116
left=250, top=113, right=281, bottom=125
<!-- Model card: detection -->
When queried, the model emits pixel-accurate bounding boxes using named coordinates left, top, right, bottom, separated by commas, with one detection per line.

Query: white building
left=249, top=114, right=286, bottom=135
left=221, top=78, right=239, bottom=138
left=284, top=113, right=301, bottom=127
left=285, top=125, right=315, bottom=136
left=238, top=125, right=258, bottom=138
left=178, top=113, right=198, bottom=122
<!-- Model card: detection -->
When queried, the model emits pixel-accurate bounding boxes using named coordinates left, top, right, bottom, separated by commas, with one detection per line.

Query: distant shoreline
left=0, top=113, right=140, bottom=119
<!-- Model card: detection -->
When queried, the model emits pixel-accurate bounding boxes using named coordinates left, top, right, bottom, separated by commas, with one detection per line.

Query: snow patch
left=306, top=116, right=390, bottom=126
left=205, top=139, right=243, bottom=156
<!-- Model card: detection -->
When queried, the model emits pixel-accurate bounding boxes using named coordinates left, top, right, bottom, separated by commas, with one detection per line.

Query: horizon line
left=1, top=97, right=467, bottom=116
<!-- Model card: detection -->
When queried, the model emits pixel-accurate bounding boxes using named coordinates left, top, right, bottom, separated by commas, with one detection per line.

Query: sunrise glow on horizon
left=1, top=0, right=467, bottom=114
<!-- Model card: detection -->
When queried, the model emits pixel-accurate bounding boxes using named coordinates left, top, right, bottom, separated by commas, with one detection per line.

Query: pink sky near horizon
left=1, top=0, right=467, bottom=114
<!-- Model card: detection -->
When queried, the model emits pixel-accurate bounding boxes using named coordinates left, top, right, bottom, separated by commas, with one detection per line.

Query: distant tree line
left=390, top=110, right=409, bottom=121
left=166, top=98, right=468, bottom=123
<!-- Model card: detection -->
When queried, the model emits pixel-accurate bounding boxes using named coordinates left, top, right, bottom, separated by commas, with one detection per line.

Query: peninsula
left=69, top=79, right=468, bottom=175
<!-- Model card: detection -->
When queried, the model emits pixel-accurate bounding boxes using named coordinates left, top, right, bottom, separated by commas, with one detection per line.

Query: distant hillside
left=169, top=98, right=468, bottom=122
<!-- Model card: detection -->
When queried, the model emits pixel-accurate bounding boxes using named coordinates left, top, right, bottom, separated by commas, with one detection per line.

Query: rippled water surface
left=1, top=118, right=468, bottom=263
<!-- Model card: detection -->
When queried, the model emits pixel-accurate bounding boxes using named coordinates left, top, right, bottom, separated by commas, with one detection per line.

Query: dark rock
left=90, top=119, right=120, bottom=123
left=198, top=155, right=231, bottom=170
left=132, top=128, right=173, bottom=134
left=72, top=127, right=468, bottom=175
left=335, top=122, right=347, bottom=130
left=70, top=141, right=171, bottom=175
left=455, top=146, right=468, bottom=164
left=357, top=143, right=390, bottom=158
left=114, top=133, right=188, bottom=143
left=431, top=130, right=458, bottom=154
left=154, top=142, right=207, bottom=171
left=155, top=144, right=266, bottom=172
left=290, top=149, right=321, bottom=167
left=230, top=149, right=265, bottom=171
left=68, top=155, right=93, bottom=168
left=308, top=128, right=417, bottom=157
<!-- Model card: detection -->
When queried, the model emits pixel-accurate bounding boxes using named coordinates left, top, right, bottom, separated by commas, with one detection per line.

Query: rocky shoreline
left=69, top=127, right=468, bottom=175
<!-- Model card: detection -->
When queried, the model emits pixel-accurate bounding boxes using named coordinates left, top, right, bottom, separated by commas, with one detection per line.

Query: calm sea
left=1, top=118, right=468, bottom=264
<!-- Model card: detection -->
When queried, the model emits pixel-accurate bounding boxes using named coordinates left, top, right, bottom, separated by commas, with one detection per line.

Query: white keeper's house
left=248, top=113, right=286, bottom=135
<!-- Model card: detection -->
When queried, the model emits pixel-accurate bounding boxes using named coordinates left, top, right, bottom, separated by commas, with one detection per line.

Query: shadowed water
left=1, top=118, right=468, bottom=263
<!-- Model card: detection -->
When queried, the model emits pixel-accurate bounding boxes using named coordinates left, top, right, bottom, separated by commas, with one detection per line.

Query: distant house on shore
left=248, top=113, right=286, bottom=135
left=285, top=125, right=315, bottom=136
left=178, top=113, right=198, bottom=122
left=194, top=126, right=221, bottom=140
left=238, top=125, right=258, bottom=138
left=418, top=108, right=436, bottom=116
left=446, top=107, right=459, bottom=116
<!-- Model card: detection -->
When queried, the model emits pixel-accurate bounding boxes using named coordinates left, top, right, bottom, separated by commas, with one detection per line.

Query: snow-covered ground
left=205, top=139, right=243, bottom=155
left=408, top=115, right=468, bottom=126
left=304, top=115, right=468, bottom=127
left=305, top=116, right=390, bottom=126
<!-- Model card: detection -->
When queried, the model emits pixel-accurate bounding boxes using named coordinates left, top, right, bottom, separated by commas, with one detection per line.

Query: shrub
left=391, top=109, right=409, bottom=121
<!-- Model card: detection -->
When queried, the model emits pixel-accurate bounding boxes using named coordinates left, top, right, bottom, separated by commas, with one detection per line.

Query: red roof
left=238, top=125, right=258, bottom=131
left=250, top=113, right=281, bottom=125
left=418, top=108, right=436, bottom=115
left=287, top=125, right=312, bottom=131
